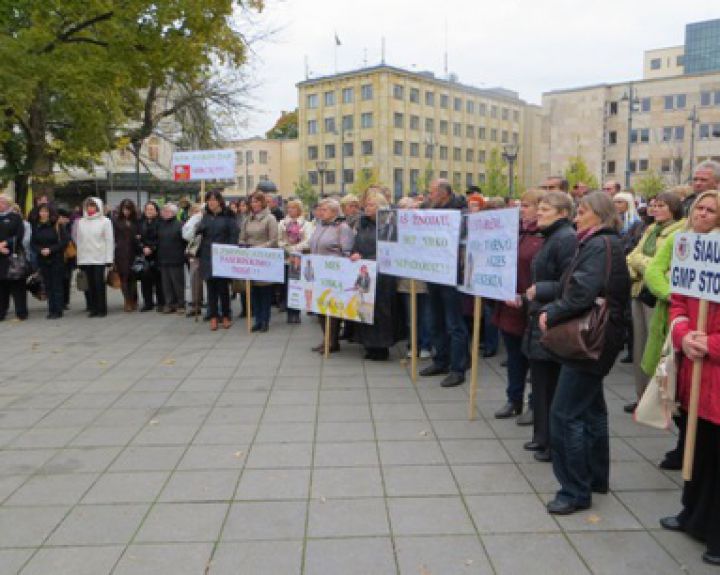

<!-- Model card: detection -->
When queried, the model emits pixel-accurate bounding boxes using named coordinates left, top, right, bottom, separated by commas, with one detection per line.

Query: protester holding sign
left=660, top=190, right=720, bottom=567
left=196, top=191, right=238, bottom=331
left=539, top=192, right=631, bottom=515
left=240, top=191, right=279, bottom=332
left=350, top=191, right=399, bottom=361
left=308, top=198, right=355, bottom=353
left=278, top=200, right=313, bottom=324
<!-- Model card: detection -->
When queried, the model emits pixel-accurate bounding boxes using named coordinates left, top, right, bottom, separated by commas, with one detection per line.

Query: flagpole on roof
left=334, top=32, right=341, bottom=73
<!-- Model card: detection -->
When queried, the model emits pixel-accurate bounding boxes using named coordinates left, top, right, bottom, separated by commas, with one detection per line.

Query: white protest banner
left=288, top=255, right=376, bottom=324
left=461, top=207, right=520, bottom=301
left=211, top=245, right=284, bottom=282
left=172, top=149, right=236, bottom=181
left=377, top=209, right=462, bottom=286
left=671, top=232, right=720, bottom=303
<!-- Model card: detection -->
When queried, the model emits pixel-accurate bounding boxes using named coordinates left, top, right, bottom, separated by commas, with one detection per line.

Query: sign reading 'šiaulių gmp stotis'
left=671, top=232, right=720, bottom=304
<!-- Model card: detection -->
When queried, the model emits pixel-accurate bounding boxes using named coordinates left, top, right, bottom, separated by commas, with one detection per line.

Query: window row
left=608, top=126, right=686, bottom=144
left=699, top=123, right=720, bottom=139
left=606, top=158, right=683, bottom=175
left=307, top=141, right=374, bottom=159
left=700, top=90, right=720, bottom=106
left=393, top=168, right=487, bottom=194
left=391, top=85, right=520, bottom=119
left=307, top=85, right=374, bottom=108
left=236, top=150, right=269, bottom=165
left=237, top=174, right=270, bottom=189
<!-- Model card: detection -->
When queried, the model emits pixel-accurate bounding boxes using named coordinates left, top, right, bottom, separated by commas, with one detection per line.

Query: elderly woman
left=0, top=194, right=28, bottom=321
left=350, top=191, right=399, bottom=360
left=157, top=203, right=187, bottom=314
left=660, top=190, right=720, bottom=567
left=182, top=203, right=204, bottom=317
left=113, top=199, right=141, bottom=312
left=340, top=194, right=362, bottom=232
left=308, top=197, right=355, bottom=352
left=539, top=192, right=630, bottom=515
left=196, top=190, right=238, bottom=331
left=624, top=192, right=685, bottom=413
left=138, top=201, right=165, bottom=312
left=278, top=199, right=313, bottom=324
left=31, top=204, right=69, bottom=319
left=240, top=191, right=279, bottom=332
left=75, top=197, right=114, bottom=318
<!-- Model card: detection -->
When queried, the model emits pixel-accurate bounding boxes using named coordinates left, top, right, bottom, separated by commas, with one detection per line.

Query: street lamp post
left=502, top=143, right=519, bottom=198
left=688, top=105, right=699, bottom=183
left=316, top=160, right=328, bottom=198
left=621, top=84, right=640, bottom=190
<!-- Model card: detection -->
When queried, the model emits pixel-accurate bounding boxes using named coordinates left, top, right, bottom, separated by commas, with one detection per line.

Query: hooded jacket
left=74, top=197, right=115, bottom=266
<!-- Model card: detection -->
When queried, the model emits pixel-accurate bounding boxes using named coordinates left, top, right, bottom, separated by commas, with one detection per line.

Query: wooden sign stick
left=410, top=279, right=417, bottom=383
left=246, top=281, right=252, bottom=334
left=468, top=296, right=482, bottom=420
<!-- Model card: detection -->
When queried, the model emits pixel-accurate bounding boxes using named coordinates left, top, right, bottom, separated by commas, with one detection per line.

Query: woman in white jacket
left=182, top=203, right=204, bottom=316
left=278, top=200, right=313, bottom=323
left=75, top=197, right=114, bottom=317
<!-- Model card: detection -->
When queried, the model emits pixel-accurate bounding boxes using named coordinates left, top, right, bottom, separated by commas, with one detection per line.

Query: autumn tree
left=635, top=171, right=666, bottom=199
left=266, top=110, right=298, bottom=139
left=564, top=155, right=599, bottom=192
left=484, top=148, right=509, bottom=198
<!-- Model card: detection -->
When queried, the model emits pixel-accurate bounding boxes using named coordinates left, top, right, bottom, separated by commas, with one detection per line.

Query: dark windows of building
left=308, top=146, right=318, bottom=160
left=361, top=84, right=373, bottom=100
left=393, top=84, right=404, bottom=100
left=342, top=87, right=354, bottom=103
left=393, top=140, right=403, bottom=156
left=501, top=130, right=509, bottom=144
left=609, top=101, right=618, bottom=115
left=343, top=142, right=354, bottom=157
left=324, top=91, right=336, bottom=106
left=410, top=169, right=420, bottom=193
left=453, top=147, right=461, bottom=161
left=479, top=103, right=487, bottom=116
left=324, top=117, right=336, bottom=133
left=466, top=100, right=475, bottom=114
left=259, top=151, right=268, bottom=164
left=684, top=19, right=720, bottom=74
left=502, top=108, right=509, bottom=120
left=393, top=168, right=404, bottom=198
left=410, top=142, right=420, bottom=157
left=344, top=169, right=354, bottom=184
left=410, top=88, right=420, bottom=103
left=607, top=160, right=616, bottom=174
left=513, top=110, right=520, bottom=122
left=394, top=112, right=404, bottom=129
left=466, top=125, right=475, bottom=138
left=308, top=171, right=318, bottom=185
left=453, top=122, right=461, bottom=137
left=478, top=150, right=486, bottom=163
left=307, top=94, right=318, bottom=108
left=425, top=91, right=435, bottom=106
left=439, top=146, right=448, bottom=160
left=440, top=94, right=449, bottom=108
left=361, top=140, right=373, bottom=155
left=664, top=94, right=687, bottom=110
left=490, top=129, right=498, bottom=141
left=325, top=171, right=336, bottom=184
left=640, top=97, right=651, bottom=112
left=325, top=144, right=336, bottom=159
left=342, top=115, right=353, bottom=130
left=478, top=127, right=486, bottom=140
left=454, top=97, right=462, bottom=112
left=650, top=58, right=662, bottom=70
left=466, top=149, right=474, bottom=162
left=410, top=115, right=420, bottom=130
left=490, top=105, right=498, bottom=118
left=307, top=120, right=318, bottom=135
left=425, top=144, right=433, bottom=159
left=361, top=112, right=373, bottom=129
left=439, top=120, right=448, bottom=135
left=425, top=118, right=435, bottom=132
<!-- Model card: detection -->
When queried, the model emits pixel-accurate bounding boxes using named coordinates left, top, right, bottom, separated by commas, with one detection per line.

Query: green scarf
left=642, top=221, right=671, bottom=257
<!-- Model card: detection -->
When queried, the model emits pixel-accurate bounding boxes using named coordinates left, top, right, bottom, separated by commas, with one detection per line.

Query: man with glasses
left=683, top=160, right=720, bottom=216
left=602, top=180, right=621, bottom=196
left=539, top=177, right=568, bottom=192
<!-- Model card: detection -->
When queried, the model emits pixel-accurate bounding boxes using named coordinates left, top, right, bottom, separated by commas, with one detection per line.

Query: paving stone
left=466, top=494, right=559, bottom=534
left=159, top=470, right=239, bottom=502
left=313, top=441, right=379, bottom=467
left=42, top=447, right=123, bottom=474
left=653, top=530, right=718, bottom=575
left=48, top=504, right=148, bottom=545
left=0, top=505, right=70, bottom=547
left=235, top=468, right=311, bottom=500
left=21, top=545, right=124, bottom=575
left=549, top=492, right=644, bottom=531
left=135, top=502, right=228, bottom=543
left=615, top=490, right=683, bottom=529
left=82, top=471, right=169, bottom=504
left=177, top=445, right=248, bottom=470
left=374, top=420, right=436, bottom=440
left=114, top=543, right=214, bottom=575
left=483, top=533, right=590, bottom=574
left=311, top=466, right=383, bottom=498
left=452, top=463, right=533, bottom=494
left=5, top=473, right=98, bottom=506
left=304, top=537, right=395, bottom=575
left=383, top=465, right=459, bottom=496
left=316, top=421, right=375, bottom=442
left=387, top=497, right=475, bottom=535
left=222, top=501, right=307, bottom=540
left=210, top=540, right=303, bottom=575
left=378, top=440, right=446, bottom=465
left=395, top=535, right=493, bottom=574
left=0, top=549, right=35, bottom=573
left=441, top=439, right=513, bottom=464
left=109, top=445, right=185, bottom=472
left=308, top=497, right=389, bottom=537
left=246, top=442, right=314, bottom=468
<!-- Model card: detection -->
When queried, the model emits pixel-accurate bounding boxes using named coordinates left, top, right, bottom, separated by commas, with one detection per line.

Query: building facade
left=685, top=19, right=720, bottom=75
left=225, top=137, right=299, bottom=198
left=297, top=65, right=539, bottom=198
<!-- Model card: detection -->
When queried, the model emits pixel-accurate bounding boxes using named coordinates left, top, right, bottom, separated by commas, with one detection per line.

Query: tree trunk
left=27, top=83, right=55, bottom=200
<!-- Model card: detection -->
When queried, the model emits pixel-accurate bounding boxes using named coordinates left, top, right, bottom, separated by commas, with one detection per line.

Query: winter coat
left=671, top=295, right=720, bottom=424
left=493, top=220, right=544, bottom=337
left=627, top=219, right=685, bottom=298
left=620, top=218, right=645, bottom=255
left=309, top=217, right=355, bottom=256
left=113, top=216, right=140, bottom=275
left=157, top=218, right=187, bottom=267
left=31, top=221, right=69, bottom=266
left=523, top=218, right=577, bottom=360
left=278, top=216, right=313, bottom=257
left=138, top=216, right=161, bottom=264
left=0, top=210, right=24, bottom=280
left=196, top=208, right=239, bottom=280
left=542, top=227, right=631, bottom=376
left=240, top=208, right=278, bottom=248
left=75, top=197, right=114, bottom=266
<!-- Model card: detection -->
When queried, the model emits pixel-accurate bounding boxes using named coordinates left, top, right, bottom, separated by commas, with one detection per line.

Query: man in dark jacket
left=682, top=160, right=720, bottom=216
left=157, top=203, right=187, bottom=313
left=419, top=179, right=468, bottom=388
left=0, top=195, right=28, bottom=321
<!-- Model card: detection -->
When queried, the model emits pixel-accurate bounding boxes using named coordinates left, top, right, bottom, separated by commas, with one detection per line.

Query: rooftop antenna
left=304, top=55, right=309, bottom=80
left=363, top=47, right=368, bottom=67
left=443, top=18, right=448, bottom=79
left=381, top=37, right=386, bottom=65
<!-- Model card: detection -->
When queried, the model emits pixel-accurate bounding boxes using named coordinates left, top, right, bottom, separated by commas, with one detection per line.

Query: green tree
left=415, top=162, right=434, bottom=195
left=351, top=167, right=378, bottom=197
left=484, top=148, right=508, bottom=197
left=266, top=110, right=298, bottom=139
left=564, top=155, right=599, bottom=192
left=293, top=176, right=317, bottom=210
left=635, top=171, right=666, bottom=199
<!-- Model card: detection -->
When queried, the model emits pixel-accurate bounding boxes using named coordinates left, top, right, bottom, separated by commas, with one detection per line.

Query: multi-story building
left=225, top=137, right=299, bottom=197
left=297, top=65, right=539, bottom=198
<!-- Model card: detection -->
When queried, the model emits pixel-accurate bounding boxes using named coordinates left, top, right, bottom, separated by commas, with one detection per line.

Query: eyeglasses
left=540, top=185, right=560, bottom=190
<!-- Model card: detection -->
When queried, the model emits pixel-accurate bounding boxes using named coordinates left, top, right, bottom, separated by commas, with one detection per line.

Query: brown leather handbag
left=540, top=236, right=612, bottom=361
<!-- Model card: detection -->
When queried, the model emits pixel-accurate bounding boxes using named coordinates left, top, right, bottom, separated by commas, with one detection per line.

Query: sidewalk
left=0, top=292, right=703, bottom=574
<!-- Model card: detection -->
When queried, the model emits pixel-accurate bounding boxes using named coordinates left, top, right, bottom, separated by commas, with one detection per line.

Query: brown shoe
left=164, top=307, right=176, bottom=314
left=222, top=317, right=232, bottom=329
left=210, top=318, right=218, bottom=331
left=124, top=302, right=133, bottom=312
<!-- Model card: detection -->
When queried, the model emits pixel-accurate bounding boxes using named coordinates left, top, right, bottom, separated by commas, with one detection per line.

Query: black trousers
left=140, top=265, right=165, bottom=308
left=82, top=265, right=107, bottom=315
left=39, top=261, right=65, bottom=316
left=0, top=278, right=28, bottom=320
left=530, top=359, right=562, bottom=450
left=206, top=278, right=231, bottom=319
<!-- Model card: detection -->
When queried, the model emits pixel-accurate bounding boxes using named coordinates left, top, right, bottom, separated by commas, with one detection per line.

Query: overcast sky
left=238, top=1, right=719, bottom=137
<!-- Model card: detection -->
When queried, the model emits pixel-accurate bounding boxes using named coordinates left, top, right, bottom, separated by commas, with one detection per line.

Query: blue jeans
left=402, top=292, right=433, bottom=351
left=427, top=283, right=468, bottom=373
left=501, top=331, right=529, bottom=404
left=550, top=365, right=609, bottom=506
left=251, top=284, right=273, bottom=326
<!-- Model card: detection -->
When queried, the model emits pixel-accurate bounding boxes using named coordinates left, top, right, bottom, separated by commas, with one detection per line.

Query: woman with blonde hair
left=278, top=199, right=313, bottom=324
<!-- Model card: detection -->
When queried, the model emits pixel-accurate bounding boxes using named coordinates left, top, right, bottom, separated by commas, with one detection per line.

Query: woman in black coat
left=0, top=195, right=28, bottom=321
left=538, top=192, right=630, bottom=515
left=31, top=205, right=69, bottom=319
left=138, top=201, right=165, bottom=312
left=195, top=190, right=238, bottom=330
left=523, top=192, right=577, bottom=462
left=350, top=191, right=398, bottom=360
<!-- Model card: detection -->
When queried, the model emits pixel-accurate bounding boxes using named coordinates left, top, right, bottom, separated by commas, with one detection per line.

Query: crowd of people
left=1, top=160, right=720, bottom=565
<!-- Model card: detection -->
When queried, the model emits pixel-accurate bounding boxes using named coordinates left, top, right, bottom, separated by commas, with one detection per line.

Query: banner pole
left=200, top=179, right=205, bottom=202
left=468, top=296, right=482, bottom=420
left=410, top=279, right=417, bottom=383
left=682, top=299, right=709, bottom=481
left=324, top=314, right=331, bottom=359
left=246, top=280, right=252, bottom=334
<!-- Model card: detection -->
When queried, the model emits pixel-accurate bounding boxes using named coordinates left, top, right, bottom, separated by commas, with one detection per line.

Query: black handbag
left=636, top=286, right=657, bottom=308
left=6, top=245, right=29, bottom=280
left=131, top=255, right=149, bottom=276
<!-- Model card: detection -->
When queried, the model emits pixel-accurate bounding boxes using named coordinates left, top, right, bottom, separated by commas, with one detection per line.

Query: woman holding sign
left=538, top=192, right=630, bottom=515
left=660, top=190, right=720, bottom=566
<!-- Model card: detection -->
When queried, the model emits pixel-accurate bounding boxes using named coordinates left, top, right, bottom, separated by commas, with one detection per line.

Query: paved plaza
left=0, top=292, right=709, bottom=574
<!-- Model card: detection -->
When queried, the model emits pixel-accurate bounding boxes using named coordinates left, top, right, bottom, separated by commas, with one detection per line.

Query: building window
left=453, top=147, right=461, bottom=161
left=454, top=97, right=462, bottom=111
left=629, top=160, right=636, bottom=173
left=608, top=131, right=617, bottom=145
left=324, top=117, right=336, bottom=133
left=308, top=171, right=318, bottom=185
left=502, top=108, right=509, bottom=120
left=237, top=151, right=244, bottom=165
left=478, top=150, right=486, bottom=163
left=439, top=146, right=448, bottom=160
left=425, top=91, right=435, bottom=106
left=640, top=97, right=651, bottom=112
left=513, top=110, right=520, bottom=122
left=308, top=146, right=318, bottom=160
left=639, top=159, right=649, bottom=172
left=410, top=115, right=420, bottom=130
left=478, top=173, right=486, bottom=184
left=246, top=151, right=253, bottom=164
left=466, top=149, right=474, bottom=162
left=675, top=126, right=685, bottom=141
left=393, top=140, right=403, bottom=156
left=490, top=129, right=498, bottom=141
left=425, top=144, right=433, bottom=159
left=478, top=103, right=487, bottom=116
left=238, top=176, right=244, bottom=189
left=325, top=144, right=336, bottom=159
left=343, top=142, right=354, bottom=157
left=466, top=100, right=475, bottom=114
left=607, top=160, right=616, bottom=174
left=650, top=58, right=662, bottom=70
left=410, top=88, right=420, bottom=103
left=307, top=94, right=318, bottom=108
left=344, top=169, right=354, bottom=184
left=440, top=94, right=449, bottom=109
left=361, top=112, right=373, bottom=129
left=408, top=169, right=419, bottom=193
left=609, top=101, right=618, bottom=115
left=342, top=87, right=354, bottom=103
left=439, top=120, right=448, bottom=135
left=325, top=170, right=336, bottom=185
left=394, top=112, right=404, bottom=129
left=478, top=127, right=486, bottom=140
left=490, top=105, right=498, bottom=118
left=702, top=91, right=711, bottom=106
left=324, top=91, right=335, bottom=106
left=393, top=84, right=404, bottom=100
left=259, top=151, right=268, bottom=164
left=394, top=168, right=404, bottom=198
left=307, top=120, right=318, bottom=135
left=665, top=94, right=687, bottom=110
left=466, top=173, right=474, bottom=188
left=439, top=171, right=448, bottom=179
left=662, top=127, right=672, bottom=142
left=453, top=172, right=461, bottom=188
left=677, top=55, right=685, bottom=67
left=342, top=115, right=353, bottom=130
left=361, top=84, right=373, bottom=100
left=247, top=175, right=254, bottom=189
left=410, top=142, right=419, bottom=157
left=631, top=128, right=650, bottom=144
left=501, top=130, right=509, bottom=144
left=361, top=140, right=373, bottom=155
left=661, top=158, right=671, bottom=173
left=466, top=125, right=475, bottom=138
left=700, top=124, right=710, bottom=139
left=425, top=118, right=435, bottom=132
left=453, top=122, right=461, bottom=137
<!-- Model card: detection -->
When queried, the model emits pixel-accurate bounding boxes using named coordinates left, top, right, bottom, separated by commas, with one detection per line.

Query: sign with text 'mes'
left=172, top=149, right=236, bottom=181
left=671, top=232, right=720, bottom=303
left=211, top=245, right=284, bottom=282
